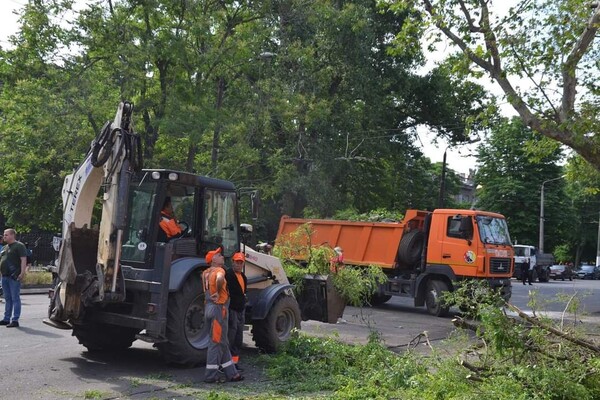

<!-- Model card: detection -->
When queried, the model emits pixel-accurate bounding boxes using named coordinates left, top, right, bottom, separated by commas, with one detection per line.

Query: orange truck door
left=437, top=214, right=479, bottom=277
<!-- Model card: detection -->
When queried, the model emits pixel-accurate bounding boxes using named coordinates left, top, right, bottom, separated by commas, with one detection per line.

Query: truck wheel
left=73, top=322, right=138, bottom=351
left=252, top=295, right=300, bottom=353
left=425, top=280, right=450, bottom=317
left=157, top=273, right=208, bottom=366
left=368, top=293, right=392, bottom=306
left=398, top=230, right=425, bottom=266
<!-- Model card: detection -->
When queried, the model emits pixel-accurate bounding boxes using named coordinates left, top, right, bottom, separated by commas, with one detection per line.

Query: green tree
left=0, top=0, right=489, bottom=236
left=564, top=156, right=600, bottom=265
left=474, top=118, right=571, bottom=252
left=389, top=0, right=600, bottom=169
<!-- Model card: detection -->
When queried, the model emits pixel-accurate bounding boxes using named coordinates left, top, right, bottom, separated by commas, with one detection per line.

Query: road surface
left=1, top=278, right=598, bottom=399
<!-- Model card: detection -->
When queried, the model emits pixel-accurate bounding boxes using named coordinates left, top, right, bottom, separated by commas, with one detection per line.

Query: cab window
left=447, top=216, right=473, bottom=240
left=202, top=189, right=238, bottom=257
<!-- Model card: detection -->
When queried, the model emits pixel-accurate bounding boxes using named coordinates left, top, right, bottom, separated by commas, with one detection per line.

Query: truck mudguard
left=414, top=264, right=457, bottom=306
left=168, top=257, right=204, bottom=292
left=250, top=283, right=294, bottom=321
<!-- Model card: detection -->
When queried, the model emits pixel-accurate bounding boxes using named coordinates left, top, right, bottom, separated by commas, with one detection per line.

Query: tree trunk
left=211, top=76, right=225, bottom=174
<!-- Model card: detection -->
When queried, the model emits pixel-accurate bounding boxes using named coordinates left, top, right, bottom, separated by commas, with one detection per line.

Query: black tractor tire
left=398, top=230, right=425, bottom=266
left=252, top=295, right=301, bottom=353
left=368, top=293, right=392, bottom=306
left=72, top=322, right=138, bottom=352
left=425, top=280, right=450, bottom=317
left=156, top=272, right=209, bottom=366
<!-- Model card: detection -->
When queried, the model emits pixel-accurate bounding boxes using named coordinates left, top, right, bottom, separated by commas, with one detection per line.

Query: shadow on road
left=62, top=347, right=202, bottom=399
left=18, top=326, right=64, bottom=339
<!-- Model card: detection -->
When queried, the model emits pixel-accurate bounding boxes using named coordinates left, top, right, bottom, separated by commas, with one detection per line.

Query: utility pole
left=596, top=210, right=600, bottom=267
left=539, top=175, right=566, bottom=253
left=438, top=138, right=480, bottom=209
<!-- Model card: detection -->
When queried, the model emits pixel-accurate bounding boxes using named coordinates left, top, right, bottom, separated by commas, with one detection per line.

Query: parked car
left=575, top=264, right=600, bottom=280
left=549, top=264, right=573, bottom=281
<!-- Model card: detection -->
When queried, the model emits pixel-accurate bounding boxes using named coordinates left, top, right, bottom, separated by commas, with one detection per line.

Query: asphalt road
left=1, top=278, right=599, bottom=399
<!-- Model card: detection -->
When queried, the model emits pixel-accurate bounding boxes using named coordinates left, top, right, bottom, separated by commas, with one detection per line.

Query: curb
left=22, top=287, right=51, bottom=295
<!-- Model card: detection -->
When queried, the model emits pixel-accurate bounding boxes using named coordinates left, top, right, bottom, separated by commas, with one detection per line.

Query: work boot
left=7, top=321, right=19, bottom=328
left=0, top=320, right=9, bottom=325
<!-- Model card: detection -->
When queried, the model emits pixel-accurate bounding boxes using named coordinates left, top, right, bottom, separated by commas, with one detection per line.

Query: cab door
left=439, top=214, right=479, bottom=277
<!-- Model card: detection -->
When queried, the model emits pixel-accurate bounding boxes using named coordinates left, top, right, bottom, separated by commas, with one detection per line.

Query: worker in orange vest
left=202, top=248, right=243, bottom=383
left=226, top=252, right=248, bottom=370
left=158, top=197, right=183, bottom=242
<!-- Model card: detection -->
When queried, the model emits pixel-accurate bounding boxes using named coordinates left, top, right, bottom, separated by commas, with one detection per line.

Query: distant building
left=453, top=169, right=476, bottom=205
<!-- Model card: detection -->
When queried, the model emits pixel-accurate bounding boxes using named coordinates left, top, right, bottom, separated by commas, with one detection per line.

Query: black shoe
left=0, top=320, right=9, bottom=326
left=529, top=283, right=533, bottom=285
left=235, top=364, right=244, bottom=372
left=6, top=321, right=19, bottom=328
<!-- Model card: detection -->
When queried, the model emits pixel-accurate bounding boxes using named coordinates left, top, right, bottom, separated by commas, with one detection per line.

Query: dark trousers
left=228, top=308, right=245, bottom=364
left=521, top=268, right=532, bottom=285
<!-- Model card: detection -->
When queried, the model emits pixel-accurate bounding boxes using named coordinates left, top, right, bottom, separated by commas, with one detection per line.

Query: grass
left=84, top=389, right=109, bottom=399
left=22, top=270, right=53, bottom=285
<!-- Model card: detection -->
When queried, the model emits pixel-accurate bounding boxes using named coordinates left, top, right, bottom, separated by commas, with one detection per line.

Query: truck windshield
left=513, top=247, right=527, bottom=257
left=122, top=180, right=158, bottom=263
left=202, top=189, right=238, bottom=257
left=476, top=215, right=512, bottom=246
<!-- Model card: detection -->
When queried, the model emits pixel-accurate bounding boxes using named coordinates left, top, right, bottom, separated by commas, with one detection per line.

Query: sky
left=0, top=1, right=519, bottom=176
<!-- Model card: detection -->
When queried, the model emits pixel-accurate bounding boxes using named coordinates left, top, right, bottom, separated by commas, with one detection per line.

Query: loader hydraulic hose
left=90, top=102, right=142, bottom=172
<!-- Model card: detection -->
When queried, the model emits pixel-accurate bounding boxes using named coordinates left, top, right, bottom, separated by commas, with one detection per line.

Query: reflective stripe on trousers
left=204, top=300, right=238, bottom=381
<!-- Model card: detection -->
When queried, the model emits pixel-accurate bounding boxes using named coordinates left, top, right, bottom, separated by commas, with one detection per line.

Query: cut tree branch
left=507, top=303, right=600, bottom=354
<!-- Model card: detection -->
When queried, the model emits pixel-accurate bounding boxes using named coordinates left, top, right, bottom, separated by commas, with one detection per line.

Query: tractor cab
left=121, top=169, right=240, bottom=268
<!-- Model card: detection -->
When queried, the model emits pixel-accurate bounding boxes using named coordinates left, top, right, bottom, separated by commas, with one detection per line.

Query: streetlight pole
left=538, top=175, right=566, bottom=253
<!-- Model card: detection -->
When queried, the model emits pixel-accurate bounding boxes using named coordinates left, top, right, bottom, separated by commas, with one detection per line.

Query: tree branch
left=457, top=0, right=481, bottom=32
left=422, top=0, right=494, bottom=72
left=508, top=42, right=560, bottom=121
left=560, top=3, right=600, bottom=120
left=507, top=303, right=600, bottom=354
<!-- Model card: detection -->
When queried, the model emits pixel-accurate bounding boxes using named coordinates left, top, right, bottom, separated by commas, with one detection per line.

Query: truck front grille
left=489, top=257, right=512, bottom=274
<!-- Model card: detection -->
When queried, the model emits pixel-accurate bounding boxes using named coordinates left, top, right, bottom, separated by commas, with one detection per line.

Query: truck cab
left=512, top=244, right=554, bottom=282
left=427, top=210, right=513, bottom=279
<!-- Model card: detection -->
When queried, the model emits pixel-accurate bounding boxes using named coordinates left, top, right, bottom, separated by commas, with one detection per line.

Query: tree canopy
left=0, top=0, right=484, bottom=235
left=390, top=0, right=600, bottom=169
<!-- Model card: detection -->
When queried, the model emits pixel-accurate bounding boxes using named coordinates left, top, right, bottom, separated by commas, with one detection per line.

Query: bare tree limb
left=560, top=3, right=600, bottom=120
left=457, top=0, right=481, bottom=32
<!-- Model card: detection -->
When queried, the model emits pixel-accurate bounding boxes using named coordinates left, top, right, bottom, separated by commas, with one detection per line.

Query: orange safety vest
left=203, top=267, right=229, bottom=305
left=159, top=211, right=182, bottom=239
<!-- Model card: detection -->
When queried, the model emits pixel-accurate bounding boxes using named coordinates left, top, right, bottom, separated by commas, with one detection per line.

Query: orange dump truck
left=277, top=209, right=513, bottom=316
